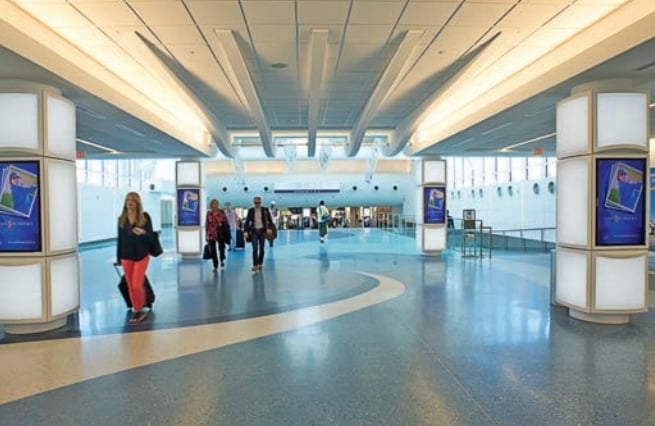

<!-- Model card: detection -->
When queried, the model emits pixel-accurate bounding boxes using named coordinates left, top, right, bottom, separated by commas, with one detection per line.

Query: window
left=496, top=157, right=510, bottom=183
left=470, top=157, right=484, bottom=186
left=510, top=157, right=527, bottom=182
left=546, top=157, right=557, bottom=178
left=484, top=157, right=495, bottom=184
left=527, top=157, right=545, bottom=180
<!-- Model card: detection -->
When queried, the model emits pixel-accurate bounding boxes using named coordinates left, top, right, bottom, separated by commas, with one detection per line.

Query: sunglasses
left=254, top=201, right=261, bottom=204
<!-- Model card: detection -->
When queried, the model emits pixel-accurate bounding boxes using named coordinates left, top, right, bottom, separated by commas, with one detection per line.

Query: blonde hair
left=119, top=191, right=146, bottom=227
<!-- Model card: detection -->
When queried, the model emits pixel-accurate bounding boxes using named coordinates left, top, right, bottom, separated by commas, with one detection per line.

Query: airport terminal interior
left=2, top=1, right=655, bottom=425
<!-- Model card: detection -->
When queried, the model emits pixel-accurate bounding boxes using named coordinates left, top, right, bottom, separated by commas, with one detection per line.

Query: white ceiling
left=0, top=0, right=654, bottom=159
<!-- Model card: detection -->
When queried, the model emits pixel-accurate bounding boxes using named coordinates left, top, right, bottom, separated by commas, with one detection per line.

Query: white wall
left=78, top=184, right=163, bottom=243
left=447, top=178, right=556, bottom=239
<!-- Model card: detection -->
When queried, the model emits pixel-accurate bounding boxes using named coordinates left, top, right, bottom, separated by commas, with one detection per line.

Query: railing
left=447, top=220, right=555, bottom=254
left=492, top=227, right=556, bottom=251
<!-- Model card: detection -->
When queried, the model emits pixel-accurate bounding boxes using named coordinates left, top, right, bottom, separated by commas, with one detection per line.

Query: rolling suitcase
left=236, top=229, right=245, bottom=249
left=114, top=265, right=156, bottom=309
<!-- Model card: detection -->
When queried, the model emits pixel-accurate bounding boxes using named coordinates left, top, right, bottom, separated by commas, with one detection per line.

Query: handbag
left=149, top=231, right=163, bottom=257
left=266, top=223, right=278, bottom=241
left=203, top=243, right=212, bottom=260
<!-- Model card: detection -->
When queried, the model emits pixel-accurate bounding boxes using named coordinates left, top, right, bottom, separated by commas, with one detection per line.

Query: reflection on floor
left=1, top=228, right=655, bottom=425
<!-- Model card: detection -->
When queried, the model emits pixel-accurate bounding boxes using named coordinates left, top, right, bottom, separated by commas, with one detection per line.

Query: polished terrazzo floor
left=1, top=228, right=655, bottom=425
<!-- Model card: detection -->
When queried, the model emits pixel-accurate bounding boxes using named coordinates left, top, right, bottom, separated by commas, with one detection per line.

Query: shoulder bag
left=150, top=231, right=164, bottom=257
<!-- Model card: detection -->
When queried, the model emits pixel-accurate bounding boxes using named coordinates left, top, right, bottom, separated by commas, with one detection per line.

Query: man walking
left=243, top=196, right=274, bottom=272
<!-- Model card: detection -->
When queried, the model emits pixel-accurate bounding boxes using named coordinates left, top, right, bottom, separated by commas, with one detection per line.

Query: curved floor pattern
left=0, top=272, right=404, bottom=405
left=3, top=229, right=655, bottom=425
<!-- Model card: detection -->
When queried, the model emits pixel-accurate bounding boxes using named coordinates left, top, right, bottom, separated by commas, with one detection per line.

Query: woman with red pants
left=116, top=192, right=154, bottom=324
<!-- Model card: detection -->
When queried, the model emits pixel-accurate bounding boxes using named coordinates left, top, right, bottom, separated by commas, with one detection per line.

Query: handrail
left=492, top=227, right=556, bottom=234
left=448, top=221, right=554, bottom=253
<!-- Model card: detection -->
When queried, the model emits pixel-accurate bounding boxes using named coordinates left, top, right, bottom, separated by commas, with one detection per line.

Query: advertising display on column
left=595, top=158, right=646, bottom=246
left=0, top=161, right=41, bottom=252
left=423, top=186, right=446, bottom=224
left=177, top=188, right=200, bottom=226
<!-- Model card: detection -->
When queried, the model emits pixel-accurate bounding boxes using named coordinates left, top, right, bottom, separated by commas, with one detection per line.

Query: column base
left=180, top=254, right=200, bottom=260
left=4, top=317, right=67, bottom=334
left=569, top=309, right=629, bottom=325
left=421, top=251, right=442, bottom=257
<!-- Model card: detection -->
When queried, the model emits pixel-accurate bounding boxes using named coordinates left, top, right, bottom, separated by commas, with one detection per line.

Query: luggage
left=236, top=229, right=245, bottom=248
left=114, top=265, right=156, bottom=309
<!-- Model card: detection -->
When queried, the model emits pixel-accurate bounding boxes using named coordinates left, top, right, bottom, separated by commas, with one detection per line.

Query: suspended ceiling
left=0, top=0, right=654, bottom=160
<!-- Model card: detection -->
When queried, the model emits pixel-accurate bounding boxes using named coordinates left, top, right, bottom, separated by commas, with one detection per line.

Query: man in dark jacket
left=243, top=196, right=274, bottom=272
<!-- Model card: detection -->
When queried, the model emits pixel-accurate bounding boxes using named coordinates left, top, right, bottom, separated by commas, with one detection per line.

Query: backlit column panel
left=419, top=158, right=447, bottom=255
left=0, top=82, right=79, bottom=334
left=176, top=160, right=202, bottom=257
left=555, top=80, right=649, bottom=324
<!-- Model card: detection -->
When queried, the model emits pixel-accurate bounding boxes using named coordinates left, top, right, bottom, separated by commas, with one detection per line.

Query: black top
left=117, top=212, right=154, bottom=262
left=243, top=206, right=273, bottom=233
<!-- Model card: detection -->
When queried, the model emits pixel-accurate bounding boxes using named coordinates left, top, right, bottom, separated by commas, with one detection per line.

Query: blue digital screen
left=0, top=161, right=41, bottom=252
left=596, top=158, right=646, bottom=246
left=424, top=186, right=446, bottom=224
left=177, top=188, right=200, bottom=226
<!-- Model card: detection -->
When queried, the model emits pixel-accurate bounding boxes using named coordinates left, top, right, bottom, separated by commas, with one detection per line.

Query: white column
left=0, top=81, right=79, bottom=334
left=175, top=160, right=203, bottom=258
left=418, top=158, right=447, bottom=255
left=555, top=79, right=649, bottom=324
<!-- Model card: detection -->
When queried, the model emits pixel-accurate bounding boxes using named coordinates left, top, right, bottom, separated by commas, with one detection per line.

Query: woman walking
left=116, top=192, right=154, bottom=324
left=206, top=199, right=230, bottom=272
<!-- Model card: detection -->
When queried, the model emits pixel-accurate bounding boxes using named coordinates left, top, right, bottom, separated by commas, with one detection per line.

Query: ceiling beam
left=213, top=30, right=274, bottom=157
left=135, top=32, right=234, bottom=158
left=405, top=0, right=655, bottom=156
left=344, top=30, right=425, bottom=157
left=384, top=32, right=501, bottom=157
left=307, top=29, right=329, bottom=158
left=0, top=1, right=214, bottom=157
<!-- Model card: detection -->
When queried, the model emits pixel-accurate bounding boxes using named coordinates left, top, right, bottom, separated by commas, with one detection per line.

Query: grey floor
left=1, top=228, right=655, bottom=426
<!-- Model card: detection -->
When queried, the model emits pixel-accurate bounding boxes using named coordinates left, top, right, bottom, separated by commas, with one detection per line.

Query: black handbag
left=203, top=243, right=212, bottom=260
left=150, top=231, right=163, bottom=257
left=266, top=223, right=277, bottom=241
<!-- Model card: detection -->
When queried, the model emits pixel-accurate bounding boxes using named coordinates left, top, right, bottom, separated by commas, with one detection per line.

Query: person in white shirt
left=224, top=202, right=238, bottom=251
left=317, top=200, right=330, bottom=243
left=269, top=201, right=279, bottom=247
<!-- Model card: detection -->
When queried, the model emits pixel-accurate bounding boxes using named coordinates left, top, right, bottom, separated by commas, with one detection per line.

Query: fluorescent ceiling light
left=76, top=138, right=119, bottom=154
left=502, top=132, right=556, bottom=151
left=115, top=123, right=144, bottom=137
left=481, top=122, right=512, bottom=136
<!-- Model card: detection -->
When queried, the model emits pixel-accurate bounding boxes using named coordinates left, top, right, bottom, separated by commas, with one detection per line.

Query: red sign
left=76, top=150, right=86, bottom=158
left=533, top=147, right=544, bottom=156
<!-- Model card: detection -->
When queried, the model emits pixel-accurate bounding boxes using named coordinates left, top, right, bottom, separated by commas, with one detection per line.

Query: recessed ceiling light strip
left=503, top=132, right=556, bottom=150
left=76, top=138, right=118, bottom=154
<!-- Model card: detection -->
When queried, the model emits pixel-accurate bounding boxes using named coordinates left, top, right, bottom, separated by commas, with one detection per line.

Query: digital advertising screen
left=424, top=186, right=446, bottom=225
left=177, top=188, right=200, bottom=226
left=0, top=161, right=41, bottom=252
left=596, top=158, right=646, bottom=246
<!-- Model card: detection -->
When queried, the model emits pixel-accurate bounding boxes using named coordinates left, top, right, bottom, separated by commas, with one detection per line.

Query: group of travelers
left=115, top=192, right=330, bottom=324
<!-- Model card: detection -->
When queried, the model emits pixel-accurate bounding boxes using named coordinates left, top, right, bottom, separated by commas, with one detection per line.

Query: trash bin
left=550, top=249, right=558, bottom=306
